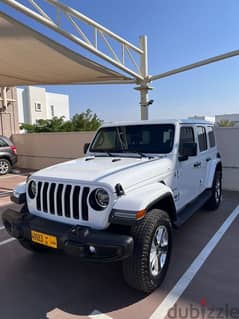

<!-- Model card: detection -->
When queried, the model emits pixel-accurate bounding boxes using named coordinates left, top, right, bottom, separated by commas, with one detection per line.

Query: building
left=188, top=115, right=215, bottom=123
left=215, top=114, right=239, bottom=127
left=0, top=87, right=19, bottom=137
left=17, top=86, right=70, bottom=125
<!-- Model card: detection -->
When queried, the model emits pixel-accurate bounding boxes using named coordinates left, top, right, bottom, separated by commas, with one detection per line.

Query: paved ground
left=0, top=173, right=238, bottom=319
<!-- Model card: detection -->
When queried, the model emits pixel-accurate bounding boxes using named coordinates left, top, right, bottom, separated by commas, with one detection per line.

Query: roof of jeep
left=101, top=119, right=214, bottom=127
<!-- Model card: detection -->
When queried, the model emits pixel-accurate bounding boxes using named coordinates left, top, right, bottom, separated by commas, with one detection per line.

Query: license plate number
left=31, top=230, right=57, bottom=249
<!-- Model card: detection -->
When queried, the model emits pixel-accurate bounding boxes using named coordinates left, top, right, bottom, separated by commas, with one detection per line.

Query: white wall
left=215, top=127, right=239, bottom=191
left=46, top=92, right=70, bottom=120
left=17, top=86, right=70, bottom=124
left=24, top=86, right=47, bottom=124
left=17, top=88, right=24, bottom=123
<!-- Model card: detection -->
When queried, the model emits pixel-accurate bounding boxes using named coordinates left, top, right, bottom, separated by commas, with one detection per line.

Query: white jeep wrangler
left=3, top=119, right=222, bottom=293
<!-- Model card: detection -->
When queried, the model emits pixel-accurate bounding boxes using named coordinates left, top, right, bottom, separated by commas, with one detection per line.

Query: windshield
left=90, top=124, right=175, bottom=154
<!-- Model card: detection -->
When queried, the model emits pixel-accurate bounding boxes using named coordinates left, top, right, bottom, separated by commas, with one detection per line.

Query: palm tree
left=217, top=120, right=235, bottom=127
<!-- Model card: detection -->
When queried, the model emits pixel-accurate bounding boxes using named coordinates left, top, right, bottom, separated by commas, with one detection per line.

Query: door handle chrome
left=193, top=161, right=201, bottom=168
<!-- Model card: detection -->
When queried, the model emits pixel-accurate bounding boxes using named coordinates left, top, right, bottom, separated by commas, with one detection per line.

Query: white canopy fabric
left=0, top=13, right=134, bottom=86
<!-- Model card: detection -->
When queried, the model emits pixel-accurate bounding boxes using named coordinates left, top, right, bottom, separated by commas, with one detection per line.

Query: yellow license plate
left=31, top=230, right=57, bottom=249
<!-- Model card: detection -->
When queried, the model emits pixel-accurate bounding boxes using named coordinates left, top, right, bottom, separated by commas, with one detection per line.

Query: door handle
left=193, top=161, right=201, bottom=168
left=206, top=157, right=211, bottom=162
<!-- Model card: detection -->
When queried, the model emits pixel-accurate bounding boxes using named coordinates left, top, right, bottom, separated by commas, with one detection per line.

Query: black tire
left=122, top=209, right=172, bottom=293
left=205, top=170, right=222, bottom=210
left=0, top=159, right=11, bottom=175
left=18, top=239, right=50, bottom=253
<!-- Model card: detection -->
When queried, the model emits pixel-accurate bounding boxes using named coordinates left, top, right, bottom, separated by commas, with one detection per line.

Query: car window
left=197, top=126, right=208, bottom=152
left=179, top=127, right=194, bottom=155
left=208, top=126, right=216, bottom=148
left=90, top=124, right=175, bottom=154
left=0, top=138, right=8, bottom=147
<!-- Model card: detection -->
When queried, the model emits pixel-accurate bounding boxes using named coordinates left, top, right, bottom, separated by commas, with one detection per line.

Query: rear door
left=176, top=126, right=201, bottom=210
left=195, top=126, right=209, bottom=194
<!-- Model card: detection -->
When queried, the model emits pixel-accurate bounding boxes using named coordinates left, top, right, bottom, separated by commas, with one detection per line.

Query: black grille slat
left=56, top=184, right=63, bottom=216
left=73, top=186, right=81, bottom=219
left=49, top=183, right=56, bottom=215
left=36, top=181, right=42, bottom=211
left=64, top=185, right=72, bottom=218
left=42, top=182, right=49, bottom=213
left=82, top=187, right=90, bottom=220
left=36, top=181, right=90, bottom=221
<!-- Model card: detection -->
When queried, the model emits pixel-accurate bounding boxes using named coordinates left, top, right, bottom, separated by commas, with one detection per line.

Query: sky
left=1, top=0, right=239, bottom=121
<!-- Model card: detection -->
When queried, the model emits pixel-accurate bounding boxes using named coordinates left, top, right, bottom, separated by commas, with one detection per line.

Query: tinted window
left=197, top=126, right=207, bottom=152
left=208, top=126, right=216, bottom=148
left=179, top=127, right=195, bottom=155
left=0, top=138, right=8, bottom=147
left=90, top=124, right=175, bottom=154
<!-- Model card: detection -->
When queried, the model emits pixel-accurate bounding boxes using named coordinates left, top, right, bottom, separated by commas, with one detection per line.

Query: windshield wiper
left=93, top=151, right=119, bottom=157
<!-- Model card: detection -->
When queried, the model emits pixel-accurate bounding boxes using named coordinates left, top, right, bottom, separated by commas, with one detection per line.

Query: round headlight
left=28, top=180, right=37, bottom=199
left=95, top=188, right=110, bottom=208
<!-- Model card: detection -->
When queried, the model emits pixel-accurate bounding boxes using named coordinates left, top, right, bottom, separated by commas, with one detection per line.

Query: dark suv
left=0, top=136, right=17, bottom=175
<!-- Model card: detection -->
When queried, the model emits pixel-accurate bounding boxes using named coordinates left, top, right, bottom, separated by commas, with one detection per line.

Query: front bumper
left=2, top=209, right=134, bottom=262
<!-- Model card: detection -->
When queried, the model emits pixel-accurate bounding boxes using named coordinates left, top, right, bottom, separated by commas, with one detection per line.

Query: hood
left=33, top=156, right=173, bottom=191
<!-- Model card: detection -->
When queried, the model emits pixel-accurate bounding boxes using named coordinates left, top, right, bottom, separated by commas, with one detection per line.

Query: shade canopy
left=0, top=13, right=134, bottom=86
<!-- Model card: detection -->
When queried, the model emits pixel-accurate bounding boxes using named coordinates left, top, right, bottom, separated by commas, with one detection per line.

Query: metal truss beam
left=151, top=49, right=239, bottom=81
left=2, top=0, right=145, bottom=80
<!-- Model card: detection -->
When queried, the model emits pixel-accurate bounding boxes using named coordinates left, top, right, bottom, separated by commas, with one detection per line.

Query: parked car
left=0, top=136, right=17, bottom=175
left=3, top=120, right=222, bottom=293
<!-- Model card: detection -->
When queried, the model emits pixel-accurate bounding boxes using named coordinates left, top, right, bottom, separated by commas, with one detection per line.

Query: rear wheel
left=0, top=159, right=11, bottom=175
left=205, top=170, right=222, bottom=210
left=122, top=209, right=172, bottom=293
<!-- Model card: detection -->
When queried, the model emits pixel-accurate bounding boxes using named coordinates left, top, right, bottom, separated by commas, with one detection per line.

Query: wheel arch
left=205, top=159, right=222, bottom=189
left=146, top=193, right=177, bottom=222
left=0, top=155, right=12, bottom=165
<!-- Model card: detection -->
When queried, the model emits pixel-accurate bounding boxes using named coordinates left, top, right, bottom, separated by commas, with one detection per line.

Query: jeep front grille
left=36, top=181, right=90, bottom=221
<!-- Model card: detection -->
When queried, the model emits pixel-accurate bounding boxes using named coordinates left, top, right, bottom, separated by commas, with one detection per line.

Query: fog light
left=89, top=245, right=96, bottom=254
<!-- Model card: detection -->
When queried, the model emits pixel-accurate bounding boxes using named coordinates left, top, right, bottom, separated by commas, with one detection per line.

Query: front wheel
left=122, top=209, right=172, bottom=293
left=205, top=170, right=222, bottom=210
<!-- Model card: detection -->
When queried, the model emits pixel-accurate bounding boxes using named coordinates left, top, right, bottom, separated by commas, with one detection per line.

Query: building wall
left=215, top=127, right=239, bottom=191
left=0, top=87, right=19, bottom=137
left=46, top=92, right=70, bottom=121
left=17, top=86, right=70, bottom=125
left=25, top=86, right=47, bottom=124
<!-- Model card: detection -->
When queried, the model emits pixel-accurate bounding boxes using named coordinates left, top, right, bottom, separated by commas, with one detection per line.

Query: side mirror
left=178, top=142, right=197, bottom=161
left=83, top=143, right=90, bottom=154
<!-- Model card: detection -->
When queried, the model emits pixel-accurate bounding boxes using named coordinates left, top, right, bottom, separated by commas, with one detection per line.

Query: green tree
left=20, top=109, right=102, bottom=133
left=71, top=109, right=102, bottom=131
left=217, top=120, right=235, bottom=127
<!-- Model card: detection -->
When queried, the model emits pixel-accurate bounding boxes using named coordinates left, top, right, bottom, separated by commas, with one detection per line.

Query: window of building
left=208, top=126, right=216, bottom=148
left=179, top=127, right=195, bottom=155
left=50, top=105, right=55, bottom=117
left=197, top=126, right=208, bottom=152
left=35, top=102, right=42, bottom=112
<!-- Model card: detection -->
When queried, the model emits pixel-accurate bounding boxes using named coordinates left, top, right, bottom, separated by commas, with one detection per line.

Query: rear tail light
left=10, top=145, right=17, bottom=154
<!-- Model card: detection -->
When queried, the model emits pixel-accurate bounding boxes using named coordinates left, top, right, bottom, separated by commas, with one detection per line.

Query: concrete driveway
left=0, top=173, right=238, bottom=319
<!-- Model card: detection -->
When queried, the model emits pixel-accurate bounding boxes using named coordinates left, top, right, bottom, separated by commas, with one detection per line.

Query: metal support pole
left=135, top=35, right=151, bottom=120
